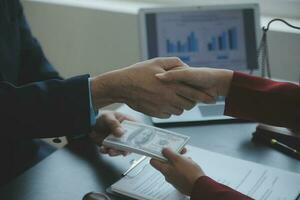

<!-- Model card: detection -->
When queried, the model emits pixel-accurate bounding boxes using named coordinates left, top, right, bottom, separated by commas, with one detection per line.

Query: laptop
left=138, top=4, right=260, bottom=126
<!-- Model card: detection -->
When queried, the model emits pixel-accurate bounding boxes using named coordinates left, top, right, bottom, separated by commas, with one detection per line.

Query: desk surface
left=1, top=105, right=299, bottom=200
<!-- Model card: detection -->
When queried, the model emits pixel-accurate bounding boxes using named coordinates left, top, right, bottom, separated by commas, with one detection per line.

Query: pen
left=252, top=132, right=300, bottom=160
left=270, top=138, right=300, bottom=157
left=122, top=156, right=147, bottom=176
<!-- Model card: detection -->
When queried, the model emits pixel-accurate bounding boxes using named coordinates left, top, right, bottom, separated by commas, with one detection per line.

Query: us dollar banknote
left=103, top=120, right=190, bottom=161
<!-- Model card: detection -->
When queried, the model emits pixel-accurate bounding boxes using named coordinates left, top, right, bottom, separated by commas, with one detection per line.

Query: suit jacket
left=0, top=0, right=91, bottom=185
left=191, top=72, right=300, bottom=200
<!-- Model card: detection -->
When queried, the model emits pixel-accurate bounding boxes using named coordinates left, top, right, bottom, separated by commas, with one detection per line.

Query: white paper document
left=111, top=157, right=188, bottom=200
left=110, top=145, right=300, bottom=200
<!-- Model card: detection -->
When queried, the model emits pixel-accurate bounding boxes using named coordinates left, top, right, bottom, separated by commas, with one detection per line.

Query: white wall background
left=22, top=0, right=300, bottom=81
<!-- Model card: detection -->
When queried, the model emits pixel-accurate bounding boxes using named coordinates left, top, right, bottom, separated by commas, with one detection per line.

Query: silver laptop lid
left=138, top=4, right=260, bottom=73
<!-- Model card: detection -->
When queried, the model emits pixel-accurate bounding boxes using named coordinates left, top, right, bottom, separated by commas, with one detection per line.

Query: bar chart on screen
left=156, top=10, right=248, bottom=69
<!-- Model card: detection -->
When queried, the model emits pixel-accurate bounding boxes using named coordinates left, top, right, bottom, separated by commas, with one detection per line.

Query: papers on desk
left=110, top=145, right=300, bottom=200
left=189, top=146, right=300, bottom=200
left=111, top=157, right=188, bottom=200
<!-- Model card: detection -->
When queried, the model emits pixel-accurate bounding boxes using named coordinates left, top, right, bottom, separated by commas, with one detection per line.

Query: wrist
left=188, top=171, right=205, bottom=195
left=217, top=69, right=233, bottom=97
left=187, top=175, right=202, bottom=196
left=90, top=70, right=126, bottom=109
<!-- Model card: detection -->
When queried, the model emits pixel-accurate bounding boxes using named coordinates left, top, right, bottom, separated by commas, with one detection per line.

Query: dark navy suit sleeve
left=0, top=76, right=92, bottom=139
left=0, top=0, right=92, bottom=138
left=16, top=0, right=62, bottom=84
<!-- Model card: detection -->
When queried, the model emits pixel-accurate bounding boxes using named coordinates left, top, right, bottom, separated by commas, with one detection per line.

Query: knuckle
left=201, top=94, right=214, bottom=104
left=172, top=155, right=180, bottom=163
left=173, top=57, right=182, bottom=63
left=175, top=102, right=184, bottom=110
left=182, top=102, right=193, bottom=110
left=179, top=109, right=184, bottom=114
left=153, top=58, right=162, bottom=65
left=174, top=109, right=184, bottom=116
left=108, top=119, right=119, bottom=127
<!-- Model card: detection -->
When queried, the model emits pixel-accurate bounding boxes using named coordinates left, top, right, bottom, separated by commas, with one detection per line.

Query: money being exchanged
left=103, top=120, right=190, bottom=161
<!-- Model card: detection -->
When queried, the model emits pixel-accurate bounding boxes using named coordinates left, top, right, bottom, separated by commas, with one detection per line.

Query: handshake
left=88, top=57, right=234, bottom=156
left=90, top=57, right=233, bottom=118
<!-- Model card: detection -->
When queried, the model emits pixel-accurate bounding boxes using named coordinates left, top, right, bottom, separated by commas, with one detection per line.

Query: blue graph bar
left=208, top=43, right=212, bottom=51
left=177, top=41, right=181, bottom=52
left=222, top=32, right=227, bottom=50
left=208, top=27, right=237, bottom=51
left=212, top=37, right=216, bottom=51
left=218, top=36, right=223, bottom=50
left=189, top=32, right=198, bottom=52
left=188, top=34, right=192, bottom=51
left=166, top=39, right=173, bottom=53
left=228, top=27, right=237, bottom=50
left=166, top=32, right=199, bottom=54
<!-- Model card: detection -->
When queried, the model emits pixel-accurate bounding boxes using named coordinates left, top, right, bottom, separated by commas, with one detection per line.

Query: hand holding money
left=89, top=111, right=135, bottom=157
left=103, top=121, right=189, bottom=161
left=150, top=148, right=205, bottom=196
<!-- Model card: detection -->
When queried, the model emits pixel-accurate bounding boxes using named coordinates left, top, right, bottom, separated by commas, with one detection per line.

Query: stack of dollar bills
left=103, top=120, right=190, bottom=161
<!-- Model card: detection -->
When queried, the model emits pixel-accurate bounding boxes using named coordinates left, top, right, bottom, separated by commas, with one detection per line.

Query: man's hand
left=90, top=57, right=208, bottom=118
left=156, top=67, right=234, bottom=103
left=89, top=111, right=135, bottom=156
left=150, top=148, right=205, bottom=196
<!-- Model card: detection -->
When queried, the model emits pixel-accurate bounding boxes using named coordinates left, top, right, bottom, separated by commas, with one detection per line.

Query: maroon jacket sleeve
left=191, top=72, right=300, bottom=200
left=191, top=176, right=253, bottom=200
left=224, top=72, right=300, bottom=130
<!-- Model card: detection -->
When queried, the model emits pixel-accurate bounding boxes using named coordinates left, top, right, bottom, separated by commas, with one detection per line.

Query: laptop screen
left=143, top=7, right=258, bottom=71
